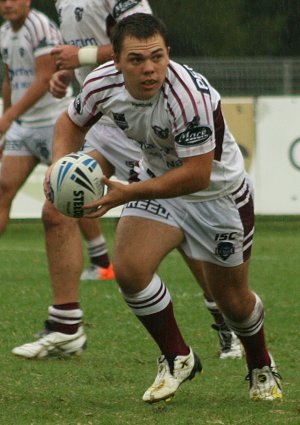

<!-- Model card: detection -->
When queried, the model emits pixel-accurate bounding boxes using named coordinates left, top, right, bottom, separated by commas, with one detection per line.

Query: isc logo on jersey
left=50, top=153, right=104, bottom=218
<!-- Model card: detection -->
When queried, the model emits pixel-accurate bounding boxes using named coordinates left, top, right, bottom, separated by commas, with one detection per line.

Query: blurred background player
left=0, top=0, right=114, bottom=281
left=0, top=0, right=70, bottom=239
left=12, top=0, right=242, bottom=361
left=50, top=0, right=154, bottom=281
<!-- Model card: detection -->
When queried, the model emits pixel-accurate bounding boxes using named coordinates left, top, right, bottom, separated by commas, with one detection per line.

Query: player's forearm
left=2, top=69, right=11, bottom=112
left=2, top=77, right=50, bottom=123
left=96, top=44, right=113, bottom=65
left=2, top=78, right=11, bottom=112
left=78, top=44, right=113, bottom=66
left=52, top=111, right=88, bottom=162
left=127, top=158, right=212, bottom=200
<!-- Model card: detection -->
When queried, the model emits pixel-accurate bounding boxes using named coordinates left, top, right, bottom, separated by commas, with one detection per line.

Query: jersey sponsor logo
left=131, top=101, right=152, bottom=107
left=74, top=7, right=84, bottom=22
left=112, top=112, right=129, bottom=130
left=175, top=116, right=212, bottom=146
left=125, top=200, right=170, bottom=219
left=113, top=0, right=142, bottom=19
left=183, top=64, right=210, bottom=94
left=9, top=67, right=34, bottom=79
left=215, top=241, right=235, bottom=261
left=74, top=94, right=83, bottom=114
left=68, top=37, right=97, bottom=47
left=152, top=125, right=169, bottom=139
left=215, top=232, right=238, bottom=241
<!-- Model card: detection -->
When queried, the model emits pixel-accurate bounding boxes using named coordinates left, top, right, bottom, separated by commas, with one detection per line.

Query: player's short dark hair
left=112, top=13, right=168, bottom=56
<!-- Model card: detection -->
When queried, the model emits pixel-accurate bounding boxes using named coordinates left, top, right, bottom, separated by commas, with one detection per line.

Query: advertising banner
left=3, top=96, right=300, bottom=217
left=255, top=97, right=300, bottom=214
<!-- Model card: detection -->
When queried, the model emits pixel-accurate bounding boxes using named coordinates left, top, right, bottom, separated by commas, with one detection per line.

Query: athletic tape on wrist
left=78, top=46, right=98, bottom=66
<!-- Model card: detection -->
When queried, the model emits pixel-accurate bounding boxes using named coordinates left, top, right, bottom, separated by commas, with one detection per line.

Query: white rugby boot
left=247, top=354, right=283, bottom=400
left=143, top=348, right=202, bottom=403
left=12, top=325, right=87, bottom=359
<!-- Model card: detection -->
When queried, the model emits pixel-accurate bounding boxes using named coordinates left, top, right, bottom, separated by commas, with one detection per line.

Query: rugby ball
left=50, top=153, right=104, bottom=217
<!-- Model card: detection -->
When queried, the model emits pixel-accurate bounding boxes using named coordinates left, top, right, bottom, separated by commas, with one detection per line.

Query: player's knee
left=220, top=296, right=255, bottom=322
left=113, top=256, right=154, bottom=292
left=224, top=293, right=264, bottom=337
left=42, top=200, right=77, bottom=229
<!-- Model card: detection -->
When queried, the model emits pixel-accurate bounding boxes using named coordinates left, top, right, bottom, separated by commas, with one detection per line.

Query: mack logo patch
left=74, top=94, right=83, bottom=114
left=215, top=242, right=235, bottom=261
left=175, top=116, right=212, bottom=146
left=113, top=0, right=142, bottom=19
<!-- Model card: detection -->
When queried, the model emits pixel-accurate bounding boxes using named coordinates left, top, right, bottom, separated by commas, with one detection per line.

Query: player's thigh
left=114, top=216, right=184, bottom=289
left=178, top=249, right=212, bottom=297
left=0, top=154, right=37, bottom=201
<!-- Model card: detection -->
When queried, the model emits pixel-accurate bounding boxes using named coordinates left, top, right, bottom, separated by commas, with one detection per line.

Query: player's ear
left=113, top=53, right=121, bottom=71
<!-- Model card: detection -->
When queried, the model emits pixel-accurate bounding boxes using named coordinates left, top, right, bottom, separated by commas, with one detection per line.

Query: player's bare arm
left=0, top=54, right=57, bottom=136
left=52, top=111, right=89, bottom=162
left=52, top=44, right=113, bottom=70
left=44, top=111, right=90, bottom=200
left=84, top=151, right=214, bottom=218
left=1, top=65, right=11, bottom=112
left=49, top=69, right=74, bottom=99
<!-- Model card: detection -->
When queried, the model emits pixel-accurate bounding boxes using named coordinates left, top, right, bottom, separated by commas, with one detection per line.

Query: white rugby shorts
left=82, top=122, right=141, bottom=181
left=121, top=178, right=254, bottom=267
left=3, top=121, right=54, bottom=165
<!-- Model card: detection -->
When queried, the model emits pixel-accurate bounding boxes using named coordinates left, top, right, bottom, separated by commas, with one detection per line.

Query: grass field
left=1, top=216, right=300, bottom=425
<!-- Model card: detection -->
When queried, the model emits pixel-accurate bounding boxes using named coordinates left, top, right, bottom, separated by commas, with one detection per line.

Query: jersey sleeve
left=68, top=73, right=104, bottom=128
left=29, top=11, right=63, bottom=58
left=167, top=64, right=216, bottom=159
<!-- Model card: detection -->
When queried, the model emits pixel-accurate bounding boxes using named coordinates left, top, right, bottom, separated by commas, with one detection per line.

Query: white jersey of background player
left=54, top=0, right=152, bottom=179
left=55, top=0, right=152, bottom=86
left=70, top=60, right=245, bottom=201
left=0, top=9, right=70, bottom=130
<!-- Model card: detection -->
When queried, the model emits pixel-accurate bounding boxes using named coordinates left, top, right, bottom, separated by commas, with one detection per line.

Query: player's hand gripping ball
left=50, top=153, right=104, bottom=217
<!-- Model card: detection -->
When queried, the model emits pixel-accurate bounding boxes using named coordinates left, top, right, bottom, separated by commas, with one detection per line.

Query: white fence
left=1, top=96, right=300, bottom=218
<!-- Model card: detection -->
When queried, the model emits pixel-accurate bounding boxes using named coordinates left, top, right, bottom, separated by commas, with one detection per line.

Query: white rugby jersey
left=68, top=60, right=245, bottom=201
left=0, top=9, right=70, bottom=127
left=55, top=0, right=152, bottom=85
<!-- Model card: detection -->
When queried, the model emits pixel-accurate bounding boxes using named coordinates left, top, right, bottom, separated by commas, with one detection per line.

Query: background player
left=0, top=0, right=70, bottom=239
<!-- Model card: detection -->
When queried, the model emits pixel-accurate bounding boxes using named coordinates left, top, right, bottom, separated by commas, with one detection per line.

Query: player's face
left=0, top=0, right=31, bottom=29
left=114, top=33, right=170, bottom=100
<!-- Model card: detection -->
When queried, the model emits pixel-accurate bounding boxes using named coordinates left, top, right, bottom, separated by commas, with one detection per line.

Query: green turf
left=0, top=217, right=299, bottom=425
